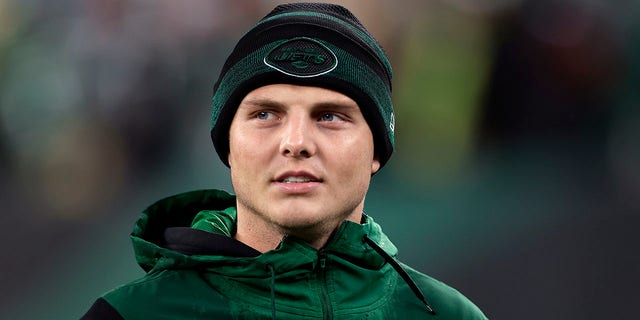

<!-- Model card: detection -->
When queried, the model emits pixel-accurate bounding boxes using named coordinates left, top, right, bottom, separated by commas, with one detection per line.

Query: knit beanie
left=211, top=2, right=394, bottom=167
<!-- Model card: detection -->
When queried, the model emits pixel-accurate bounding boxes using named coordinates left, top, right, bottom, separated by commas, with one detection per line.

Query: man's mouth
left=275, top=171, right=321, bottom=183
left=273, top=172, right=322, bottom=193
left=281, top=176, right=316, bottom=183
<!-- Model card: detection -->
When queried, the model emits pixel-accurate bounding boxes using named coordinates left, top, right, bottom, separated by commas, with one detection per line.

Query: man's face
left=228, top=84, right=380, bottom=239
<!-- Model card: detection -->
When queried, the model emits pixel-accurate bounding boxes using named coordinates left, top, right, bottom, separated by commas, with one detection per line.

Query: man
left=82, top=3, right=487, bottom=319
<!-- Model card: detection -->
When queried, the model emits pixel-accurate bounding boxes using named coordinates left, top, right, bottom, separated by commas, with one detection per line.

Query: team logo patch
left=264, top=37, right=338, bottom=78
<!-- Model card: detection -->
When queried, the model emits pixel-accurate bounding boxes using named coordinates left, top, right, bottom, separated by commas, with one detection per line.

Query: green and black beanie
left=211, top=2, right=394, bottom=167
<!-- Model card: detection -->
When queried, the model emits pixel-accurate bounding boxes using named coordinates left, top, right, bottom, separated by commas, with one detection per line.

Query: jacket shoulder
left=81, top=298, right=124, bottom=319
left=400, top=263, right=488, bottom=320
left=96, top=269, right=233, bottom=319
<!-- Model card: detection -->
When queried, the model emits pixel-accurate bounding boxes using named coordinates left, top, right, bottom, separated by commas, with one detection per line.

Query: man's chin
left=276, top=217, right=336, bottom=237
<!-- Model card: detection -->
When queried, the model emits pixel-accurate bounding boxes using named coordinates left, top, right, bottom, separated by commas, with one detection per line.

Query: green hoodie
left=82, top=189, right=488, bottom=319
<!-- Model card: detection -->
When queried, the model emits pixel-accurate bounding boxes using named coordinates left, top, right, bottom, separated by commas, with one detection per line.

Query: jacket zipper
left=317, top=250, right=333, bottom=320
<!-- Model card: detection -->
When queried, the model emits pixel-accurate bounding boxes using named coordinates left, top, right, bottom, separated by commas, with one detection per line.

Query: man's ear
left=371, top=157, right=381, bottom=175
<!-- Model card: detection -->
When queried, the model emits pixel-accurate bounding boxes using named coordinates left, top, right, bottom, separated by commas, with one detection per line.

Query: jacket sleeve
left=80, top=298, right=125, bottom=320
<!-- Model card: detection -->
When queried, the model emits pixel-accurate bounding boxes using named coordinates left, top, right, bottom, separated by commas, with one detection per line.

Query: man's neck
left=234, top=214, right=364, bottom=253
left=234, top=218, right=338, bottom=253
left=234, top=221, right=285, bottom=253
left=232, top=200, right=365, bottom=253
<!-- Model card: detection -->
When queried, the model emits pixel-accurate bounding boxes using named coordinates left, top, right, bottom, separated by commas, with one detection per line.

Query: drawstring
left=266, top=238, right=436, bottom=318
left=267, top=263, right=277, bottom=320
left=363, top=235, right=437, bottom=316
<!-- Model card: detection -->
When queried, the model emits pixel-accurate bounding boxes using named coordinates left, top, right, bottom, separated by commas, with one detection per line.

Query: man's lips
left=272, top=171, right=323, bottom=193
left=274, top=171, right=322, bottom=183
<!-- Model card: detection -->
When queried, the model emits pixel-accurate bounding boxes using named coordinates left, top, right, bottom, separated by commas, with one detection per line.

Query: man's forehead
left=240, top=84, right=360, bottom=109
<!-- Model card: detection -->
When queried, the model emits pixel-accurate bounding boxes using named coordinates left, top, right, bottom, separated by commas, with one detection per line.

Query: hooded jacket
left=82, top=189, right=487, bottom=319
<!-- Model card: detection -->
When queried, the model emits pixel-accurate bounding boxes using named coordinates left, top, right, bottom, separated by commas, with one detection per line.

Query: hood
left=129, top=189, right=398, bottom=274
left=128, top=189, right=438, bottom=316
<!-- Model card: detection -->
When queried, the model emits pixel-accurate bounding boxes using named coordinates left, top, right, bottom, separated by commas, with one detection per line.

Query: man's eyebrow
left=239, top=98, right=285, bottom=108
left=239, top=98, right=359, bottom=111
left=313, top=101, right=359, bottom=111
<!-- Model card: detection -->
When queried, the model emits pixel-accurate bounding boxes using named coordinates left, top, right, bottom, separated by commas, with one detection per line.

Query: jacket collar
left=132, top=189, right=398, bottom=274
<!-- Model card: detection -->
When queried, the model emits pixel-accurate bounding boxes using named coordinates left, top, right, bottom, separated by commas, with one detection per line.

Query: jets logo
left=264, top=37, right=338, bottom=78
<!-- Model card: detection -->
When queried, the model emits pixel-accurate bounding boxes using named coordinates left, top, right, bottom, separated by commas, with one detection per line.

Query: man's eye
left=320, top=113, right=337, bottom=121
left=257, top=111, right=273, bottom=120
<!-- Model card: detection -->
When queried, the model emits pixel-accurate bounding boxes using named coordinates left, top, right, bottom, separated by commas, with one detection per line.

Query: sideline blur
left=1, top=1, right=637, bottom=319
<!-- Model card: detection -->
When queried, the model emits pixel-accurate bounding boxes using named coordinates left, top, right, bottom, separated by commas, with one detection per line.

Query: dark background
left=1, top=0, right=638, bottom=319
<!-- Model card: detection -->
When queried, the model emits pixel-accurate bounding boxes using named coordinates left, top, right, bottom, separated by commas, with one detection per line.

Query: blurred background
left=1, top=0, right=638, bottom=319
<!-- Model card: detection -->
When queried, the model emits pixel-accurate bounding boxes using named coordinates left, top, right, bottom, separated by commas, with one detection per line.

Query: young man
left=82, top=3, right=487, bottom=319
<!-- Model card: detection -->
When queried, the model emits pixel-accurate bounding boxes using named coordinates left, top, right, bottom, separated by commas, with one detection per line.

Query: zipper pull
left=318, top=250, right=327, bottom=269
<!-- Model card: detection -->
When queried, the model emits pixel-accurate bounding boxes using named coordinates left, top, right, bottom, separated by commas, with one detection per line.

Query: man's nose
left=279, top=115, right=316, bottom=158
